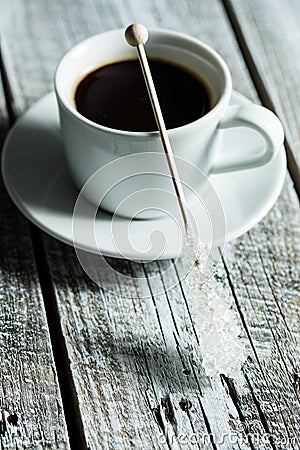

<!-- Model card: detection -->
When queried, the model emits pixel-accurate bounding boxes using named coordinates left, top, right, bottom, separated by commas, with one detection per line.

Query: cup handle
left=211, top=104, right=284, bottom=173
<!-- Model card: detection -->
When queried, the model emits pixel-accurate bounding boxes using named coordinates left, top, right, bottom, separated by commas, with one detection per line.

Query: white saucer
left=2, top=91, right=286, bottom=260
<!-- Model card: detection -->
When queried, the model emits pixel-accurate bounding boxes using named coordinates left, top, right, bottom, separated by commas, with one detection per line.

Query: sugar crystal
left=182, top=228, right=246, bottom=378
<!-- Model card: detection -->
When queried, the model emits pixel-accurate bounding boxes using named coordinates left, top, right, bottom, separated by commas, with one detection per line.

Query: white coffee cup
left=55, top=28, right=284, bottom=219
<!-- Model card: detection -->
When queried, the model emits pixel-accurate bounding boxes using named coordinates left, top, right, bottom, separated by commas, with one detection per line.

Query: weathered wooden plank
left=223, top=0, right=300, bottom=192
left=0, top=75, right=69, bottom=446
left=45, top=239, right=254, bottom=450
left=218, top=180, right=300, bottom=448
left=1, top=0, right=300, bottom=449
left=41, top=249, right=175, bottom=449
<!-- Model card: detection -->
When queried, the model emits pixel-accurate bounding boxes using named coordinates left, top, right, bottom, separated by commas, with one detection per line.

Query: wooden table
left=0, top=1, right=299, bottom=449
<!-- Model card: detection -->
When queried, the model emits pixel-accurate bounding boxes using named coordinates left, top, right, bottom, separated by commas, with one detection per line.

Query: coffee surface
left=75, top=59, right=211, bottom=132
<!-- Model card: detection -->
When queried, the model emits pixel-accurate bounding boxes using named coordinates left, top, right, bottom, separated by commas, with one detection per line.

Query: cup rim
left=54, top=27, right=232, bottom=137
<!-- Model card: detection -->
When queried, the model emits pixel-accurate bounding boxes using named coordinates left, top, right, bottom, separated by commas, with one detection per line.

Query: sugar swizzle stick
left=125, top=23, right=246, bottom=377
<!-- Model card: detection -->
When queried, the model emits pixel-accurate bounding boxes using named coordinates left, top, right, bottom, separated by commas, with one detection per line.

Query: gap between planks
left=221, top=0, right=300, bottom=199
left=29, top=226, right=88, bottom=450
left=0, top=46, right=16, bottom=126
left=0, top=48, right=88, bottom=450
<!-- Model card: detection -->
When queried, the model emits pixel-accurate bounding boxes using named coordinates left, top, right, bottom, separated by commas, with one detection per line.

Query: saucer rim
left=1, top=91, right=287, bottom=259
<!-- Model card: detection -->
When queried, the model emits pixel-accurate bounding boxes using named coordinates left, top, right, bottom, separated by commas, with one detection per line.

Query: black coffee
left=75, top=58, right=211, bottom=132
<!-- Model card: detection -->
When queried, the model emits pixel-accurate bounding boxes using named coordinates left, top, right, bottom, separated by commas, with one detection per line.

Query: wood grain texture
left=0, top=83, right=69, bottom=446
left=0, top=0, right=300, bottom=449
left=45, top=239, right=254, bottom=450
left=220, top=181, right=300, bottom=448
left=224, top=0, right=300, bottom=192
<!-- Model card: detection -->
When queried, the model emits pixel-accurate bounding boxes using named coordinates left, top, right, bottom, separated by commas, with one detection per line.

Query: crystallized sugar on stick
left=124, top=24, right=245, bottom=378
left=182, top=230, right=246, bottom=377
